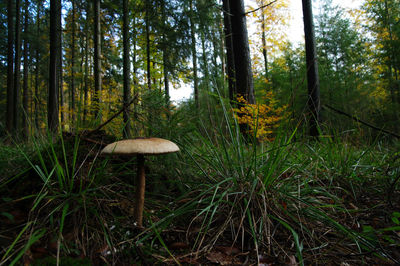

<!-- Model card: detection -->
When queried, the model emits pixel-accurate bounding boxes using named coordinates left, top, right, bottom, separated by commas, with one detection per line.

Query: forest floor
left=0, top=132, right=399, bottom=265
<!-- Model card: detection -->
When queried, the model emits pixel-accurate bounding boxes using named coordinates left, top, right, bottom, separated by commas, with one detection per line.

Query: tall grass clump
left=140, top=93, right=399, bottom=265
left=0, top=132, right=115, bottom=265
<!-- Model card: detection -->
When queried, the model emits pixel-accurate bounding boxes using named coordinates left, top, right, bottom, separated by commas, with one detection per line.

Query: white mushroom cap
left=101, top=138, right=180, bottom=155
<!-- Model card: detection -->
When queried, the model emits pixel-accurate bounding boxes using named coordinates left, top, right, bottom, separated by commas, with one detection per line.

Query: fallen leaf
left=215, top=246, right=241, bottom=255
left=206, top=251, right=241, bottom=265
left=168, top=242, right=189, bottom=250
left=287, top=255, right=298, bottom=266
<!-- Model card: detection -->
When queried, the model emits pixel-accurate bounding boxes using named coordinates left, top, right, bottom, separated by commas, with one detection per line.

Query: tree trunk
left=59, top=37, right=64, bottom=131
left=22, top=0, right=29, bottom=138
left=228, top=0, right=255, bottom=104
left=161, top=0, right=169, bottom=103
left=302, top=0, right=321, bottom=137
left=6, top=0, right=15, bottom=134
left=70, top=0, right=76, bottom=127
left=222, top=0, right=235, bottom=101
left=34, top=0, right=41, bottom=132
left=189, top=0, right=198, bottom=106
left=48, top=0, right=61, bottom=132
left=200, top=30, right=209, bottom=92
left=13, top=0, right=21, bottom=133
left=93, top=0, right=102, bottom=119
left=145, top=0, right=151, bottom=91
left=123, top=0, right=131, bottom=138
left=261, top=1, right=268, bottom=81
left=83, top=2, right=90, bottom=123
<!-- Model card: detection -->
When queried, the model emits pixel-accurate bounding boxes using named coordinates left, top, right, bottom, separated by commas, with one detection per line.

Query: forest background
left=1, top=0, right=399, bottom=138
left=0, top=0, right=400, bottom=264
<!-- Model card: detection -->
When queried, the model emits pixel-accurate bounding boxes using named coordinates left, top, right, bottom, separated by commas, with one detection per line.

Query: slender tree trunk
left=13, top=0, right=21, bottom=133
left=83, top=2, right=90, bottom=123
left=70, top=0, right=76, bottom=127
left=22, top=0, right=29, bottom=138
left=222, top=0, right=235, bottom=101
left=261, top=1, right=268, bottom=81
left=59, top=38, right=64, bottom=131
left=34, top=0, right=40, bottom=132
left=48, top=0, right=61, bottom=132
left=93, top=0, right=101, bottom=119
left=302, top=0, right=321, bottom=137
left=161, top=1, right=169, bottom=103
left=132, top=17, right=138, bottom=132
left=122, top=0, right=131, bottom=138
left=145, top=0, right=151, bottom=91
left=228, top=0, right=255, bottom=104
left=6, top=0, right=15, bottom=134
left=189, top=0, right=198, bottom=106
left=383, top=0, right=399, bottom=131
left=200, top=30, right=209, bottom=92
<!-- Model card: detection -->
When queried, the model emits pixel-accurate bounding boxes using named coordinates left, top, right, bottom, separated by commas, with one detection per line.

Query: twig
left=322, top=104, right=400, bottom=139
left=244, top=0, right=277, bottom=16
left=84, top=94, right=138, bottom=137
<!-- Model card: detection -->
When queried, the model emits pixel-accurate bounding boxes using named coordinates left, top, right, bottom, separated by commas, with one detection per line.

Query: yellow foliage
left=233, top=93, right=287, bottom=142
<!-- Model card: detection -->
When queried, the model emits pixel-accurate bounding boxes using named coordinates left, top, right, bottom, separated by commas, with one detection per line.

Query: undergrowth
left=0, top=95, right=399, bottom=265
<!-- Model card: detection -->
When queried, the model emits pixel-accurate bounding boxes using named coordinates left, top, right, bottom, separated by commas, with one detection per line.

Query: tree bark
left=123, top=0, right=131, bottom=138
left=302, top=0, right=321, bottom=137
left=48, top=0, right=61, bottom=132
left=228, top=0, right=255, bottom=104
left=6, top=0, right=15, bottom=134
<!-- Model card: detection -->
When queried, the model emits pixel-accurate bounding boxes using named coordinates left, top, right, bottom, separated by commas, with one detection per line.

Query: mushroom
left=101, top=138, right=180, bottom=227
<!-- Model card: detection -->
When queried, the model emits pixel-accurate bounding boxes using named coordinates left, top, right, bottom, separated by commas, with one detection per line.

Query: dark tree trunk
left=222, top=0, right=235, bottom=101
left=302, top=0, right=321, bottom=137
left=161, top=0, right=169, bottom=103
left=145, top=0, right=151, bottom=91
left=122, top=0, right=131, bottom=138
left=189, top=0, right=198, bottom=106
left=163, top=50, right=169, bottom=102
left=200, top=30, right=209, bottom=92
left=83, top=2, right=90, bottom=123
left=34, top=0, right=41, bottom=132
left=261, top=2, right=268, bottom=81
left=22, top=0, right=29, bottom=138
left=48, top=0, right=61, bottom=132
left=13, top=0, right=21, bottom=133
left=228, top=0, right=255, bottom=104
left=132, top=17, right=138, bottom=129
left=70, top=0, right=76, bottom=126
left=59, top=37, right=64, bottom=131
left=6, top=0, right=15, bottom=134
left=93, top=0, right=101, bottom=118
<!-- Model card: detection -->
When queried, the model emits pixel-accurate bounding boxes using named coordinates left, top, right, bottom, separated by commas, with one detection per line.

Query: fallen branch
left=322, top=104, right=400, bottom=139
left=244, top=0, right=277, bottom=16
left=84, top=94, right=138, bottom=137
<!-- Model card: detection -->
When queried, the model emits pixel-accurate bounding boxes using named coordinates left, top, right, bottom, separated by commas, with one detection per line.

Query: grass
left=0, top=96, right=399, bottom=265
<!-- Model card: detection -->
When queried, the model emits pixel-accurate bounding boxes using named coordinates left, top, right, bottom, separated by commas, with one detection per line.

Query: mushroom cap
left=101, top=138, right=180, bottom=155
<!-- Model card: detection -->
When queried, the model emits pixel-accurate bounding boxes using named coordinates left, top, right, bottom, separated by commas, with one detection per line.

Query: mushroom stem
left=134, top=154, right=146, bottom=227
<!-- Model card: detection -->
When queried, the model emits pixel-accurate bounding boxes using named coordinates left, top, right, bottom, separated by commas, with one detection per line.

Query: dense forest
left=0, top=0, right=399, bottom=265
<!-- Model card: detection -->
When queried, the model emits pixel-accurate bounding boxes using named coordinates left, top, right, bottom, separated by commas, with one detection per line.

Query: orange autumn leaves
left=233, top=92, right=287, bottom=141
